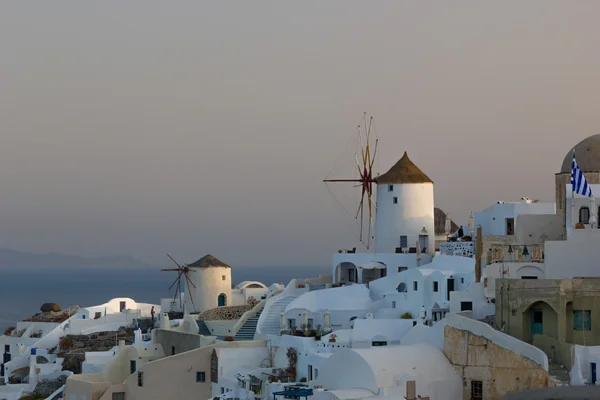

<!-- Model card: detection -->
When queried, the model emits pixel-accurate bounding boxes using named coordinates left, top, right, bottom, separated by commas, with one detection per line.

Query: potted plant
left=286, top=347, right=297, bottom=382
left=329, top=333, right=337, bottom=343
left=315, top=325, right=322, bottom=340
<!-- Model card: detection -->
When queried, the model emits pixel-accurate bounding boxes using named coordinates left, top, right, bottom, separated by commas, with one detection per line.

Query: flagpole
left=571, top=149, right=576, bottom=230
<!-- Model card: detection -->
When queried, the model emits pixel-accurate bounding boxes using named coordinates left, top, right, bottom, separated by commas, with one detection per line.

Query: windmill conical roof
left=187, top=254, right=231, bottom=268
left=376, top=151, right=433, bottom=184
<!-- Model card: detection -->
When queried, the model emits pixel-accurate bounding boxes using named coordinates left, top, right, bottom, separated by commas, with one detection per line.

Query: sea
left=0, top=265, right=329, bottom=332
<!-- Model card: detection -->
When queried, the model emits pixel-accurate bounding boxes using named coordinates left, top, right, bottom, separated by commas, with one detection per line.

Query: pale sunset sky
left=1, top=1, right=599, bottom=266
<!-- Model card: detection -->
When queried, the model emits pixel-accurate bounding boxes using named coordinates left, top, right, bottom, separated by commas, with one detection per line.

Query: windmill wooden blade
left=184, top=273, right=196, bottom=311
left=168, top=271, right=183, bottom=290
left=167, top=253, right=183, bottom=268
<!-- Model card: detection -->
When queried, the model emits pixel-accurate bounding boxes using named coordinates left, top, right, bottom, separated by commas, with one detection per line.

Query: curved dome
left=561, top=134, right=600, bottom=173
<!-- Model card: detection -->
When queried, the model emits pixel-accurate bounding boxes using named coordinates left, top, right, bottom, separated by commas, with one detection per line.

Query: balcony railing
left=487, top=244, right=544, bottom=263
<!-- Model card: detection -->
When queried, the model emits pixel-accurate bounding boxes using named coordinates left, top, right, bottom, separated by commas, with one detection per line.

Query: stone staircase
left=197, top=320, right=211, bottom=336
left=257, top=294, right=299, bottom=336
left=234, top=310, right=263, bottom=341
left=549, top=360, right=570, bottom=386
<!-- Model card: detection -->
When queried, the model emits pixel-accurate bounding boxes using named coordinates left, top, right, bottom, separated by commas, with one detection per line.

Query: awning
left=359, top=261, right=386, bottom=270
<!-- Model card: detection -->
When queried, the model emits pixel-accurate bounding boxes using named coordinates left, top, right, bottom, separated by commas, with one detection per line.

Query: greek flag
left=572, top=151, right=593, bottom=197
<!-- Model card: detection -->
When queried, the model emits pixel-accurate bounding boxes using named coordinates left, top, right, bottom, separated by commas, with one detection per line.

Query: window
left=393, top=197, right=398, bottom=204
left=413, top=321, right=417, bottom=326
left=130, top=360, right=136, bottom=374
left=94, top=311, right=102, bottom=319
left=348, top=268, right=356, bottom=282
left=120, top=301, right=126, bottom=312
left=512, top=309, right=517, bottom=316
left=112, top=393, right=125, bottom=400
left=137, top=371, right=144, bottom=387
left=196, top=371, right=206, bottom=382
left=400, top=235, right=408, bottom=248
left=521, top=276, right=538, bottom=279
left=308, top=318, right=314, bottom=328
left=372, top=341, right=387, bottom=346
left=573, top=310, right=591, bottom=331
left=397, top=283, right=406, bottom=292
left=388, top=185, right=393, bottom=192
left=460, top=301, right=473, bottom=311
left=460, top=278, right=464, bottom=284
left=413, top=281, right=418, bottom=291
left=392, top=301, right=396, bottom=308
left=171, top=346, right=175, bottom=356
left=222, top=275, right=226, bottom=281
left=398, top=266, right=407, bottom=273
left=580, top=207, right=590, bottom=224
left=471, top=380, right=483, bottom=400
left=506, top=218, right=514, bottom=235
left=4, top=345, right=9, bottom=353
left=433, top=281, right=439, bottom=292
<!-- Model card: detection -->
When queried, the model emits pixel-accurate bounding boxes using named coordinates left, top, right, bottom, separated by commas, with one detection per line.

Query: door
left=506, top=218, right=514, bottom=235
left=130, top=360, right=136, bottom=374
left=447, top=279, right=455, bottom=301
left=592, top=362, right=597, bottom=384
left=531, top=309, right=543, bottom=336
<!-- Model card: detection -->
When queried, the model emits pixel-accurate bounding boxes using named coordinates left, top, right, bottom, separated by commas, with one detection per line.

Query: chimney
left=475, top=226, right=483, bottom=282
left=160, top=312, right=170, bottom=330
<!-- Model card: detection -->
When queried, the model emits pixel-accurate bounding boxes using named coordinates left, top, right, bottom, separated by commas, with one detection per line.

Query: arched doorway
left=218, top=293, right=227, bottom=307
left=522, top=301, right=558, bottom=343
left=335, top=262, right=358, bottom=284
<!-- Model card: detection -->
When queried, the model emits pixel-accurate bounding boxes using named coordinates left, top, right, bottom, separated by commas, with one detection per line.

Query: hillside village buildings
left=4, top=134, right=600, bottom=399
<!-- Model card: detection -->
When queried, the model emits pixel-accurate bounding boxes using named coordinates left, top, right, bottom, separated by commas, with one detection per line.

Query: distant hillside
left=0, top=248, right=152, bottom=269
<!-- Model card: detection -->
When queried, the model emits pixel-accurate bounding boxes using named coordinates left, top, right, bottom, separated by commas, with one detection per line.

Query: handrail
left=231, top=289, right=283, bottom=336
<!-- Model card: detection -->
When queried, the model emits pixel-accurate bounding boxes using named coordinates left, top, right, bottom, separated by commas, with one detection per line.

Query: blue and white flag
left=572, top=151, right=593, bottom=197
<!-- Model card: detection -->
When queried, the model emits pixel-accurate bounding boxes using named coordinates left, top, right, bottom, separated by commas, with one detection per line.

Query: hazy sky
left=1, top=1, right=600, bottom=267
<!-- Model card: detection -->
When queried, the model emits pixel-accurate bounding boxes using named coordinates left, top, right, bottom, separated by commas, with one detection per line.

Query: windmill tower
left=374, top=151, right=435, bottom=254
left=163, top=254, right=233, bottom=314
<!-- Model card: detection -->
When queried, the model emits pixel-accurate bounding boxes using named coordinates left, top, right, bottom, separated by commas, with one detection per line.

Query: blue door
left=218, top=294, right=226, bottom=307
left=531, top=309, right=543, bottom=337
left=592, top=363, right=597, bottom=384
left=130, top=360, right=136, bottom=374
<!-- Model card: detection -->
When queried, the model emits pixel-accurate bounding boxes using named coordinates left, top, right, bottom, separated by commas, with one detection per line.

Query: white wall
left=449, top=283, right=494, bottom=320
left=332, top=252, right=430, bottom=285
left=374, top=183, right=435, bottom=254
left=475, top=201, right=555, bottom=237
left=570, top=345, right=600, bottom=385
left=545, top=230, right=600, bottom=278
left=188, top=266, right=232, bottom=314
left=351, top=319, right=414, bottom=348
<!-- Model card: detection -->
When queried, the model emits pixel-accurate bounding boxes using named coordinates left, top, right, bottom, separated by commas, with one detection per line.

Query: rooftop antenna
left=161, top=254, right=197, bottom=313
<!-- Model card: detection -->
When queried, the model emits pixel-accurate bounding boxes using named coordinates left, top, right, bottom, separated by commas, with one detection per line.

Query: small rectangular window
left=433, top=281, right=439, bottom=292
left=196, top=371, right=206, bottom=382
left=171, top=346, right=175, bottom=356
left=573, top=310, right=591, bottom=331
left=388, top=185, right=393, bottom=192
left=222, top=275, right=226, bottom=281
left=398, top=266, right=407, bottom=273
left=112, top=393, right=125, bottom=400
left=461, top=301, right=473, bottom=311
left=392, top=301, right=396, bottom=309
left=393, top=197, right=398, bottom=204
left=137, top=371, right=144, bottom=387
left=4, top=344, right=9, bottom=353
left=372, top=341, right=387, bottom=346
left=460, top=278, right=464, bottom=284
left=400, top=236, right=408, bottom=248
left=413, top=281, right=418, bottom=291
left=471, top=380, right=483, bottom=400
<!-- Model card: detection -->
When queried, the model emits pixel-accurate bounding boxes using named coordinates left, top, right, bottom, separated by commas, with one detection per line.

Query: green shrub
left=400, top=312, right=413, bottom=319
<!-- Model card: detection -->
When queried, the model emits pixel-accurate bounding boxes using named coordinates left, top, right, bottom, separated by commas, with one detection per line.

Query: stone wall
left=197, top=304, right=252, bottom=321
left=532, top=334, right=574, bottom=370
left=444, top=325, right=554, bottom=400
